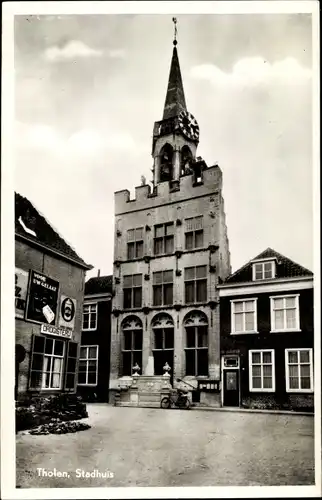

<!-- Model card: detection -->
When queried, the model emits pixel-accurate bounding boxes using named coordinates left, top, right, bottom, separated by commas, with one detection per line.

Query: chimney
left=97, top=269, right=101, bottom=277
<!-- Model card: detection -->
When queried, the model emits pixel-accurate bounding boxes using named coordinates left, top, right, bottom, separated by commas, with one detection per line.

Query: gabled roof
left=85, top=275, right=113, bottom=295
left=224, top=247, right=313, bottom=284
left=163, top=45, right=187, bottom=120
left=15, top=192, right=92, bottom=270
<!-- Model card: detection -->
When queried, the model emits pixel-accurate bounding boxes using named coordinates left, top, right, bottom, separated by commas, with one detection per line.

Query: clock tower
left=152, top=29, right=201, bottom=187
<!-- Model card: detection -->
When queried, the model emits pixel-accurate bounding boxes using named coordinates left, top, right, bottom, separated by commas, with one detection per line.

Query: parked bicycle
left=160, top=387, right=191, bottom=410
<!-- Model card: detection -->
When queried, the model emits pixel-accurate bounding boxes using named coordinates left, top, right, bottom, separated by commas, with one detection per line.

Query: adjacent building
left=109, top=37, right=231, bottom=406
left=77, top=274, right=113, bottom=402
left=218, top=248, right=314, bottom=411
left=15, top=192, right=92, bottom=399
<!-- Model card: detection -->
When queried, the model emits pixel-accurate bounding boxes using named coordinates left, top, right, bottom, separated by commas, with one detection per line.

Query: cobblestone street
left=16, top=404, right=314, bottom=488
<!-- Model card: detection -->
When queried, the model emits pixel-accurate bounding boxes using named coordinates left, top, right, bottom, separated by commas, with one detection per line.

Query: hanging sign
left=41, top=324, right=73, bottom=339
left=26, top=270, right=59, bottom=324
left=59, top=296, right=76, bottom=329
left=15, top=268, right=29, bottom=318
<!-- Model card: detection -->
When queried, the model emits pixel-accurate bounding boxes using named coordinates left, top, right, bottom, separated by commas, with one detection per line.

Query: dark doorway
left=223, top=370, right=239, bottom=407
left=153, top=350, right=174, bottom=385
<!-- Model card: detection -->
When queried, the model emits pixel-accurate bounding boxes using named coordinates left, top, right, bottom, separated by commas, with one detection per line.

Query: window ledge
left=270, top=329, right=301, bottom=333
left=77, top=384, right=98, bottom=387
left=230, top=331, right=259, bottom=335
left=249, top=388, right=275, bottom=393
left=286, top=389, right=313, bottom=394
left=82, top=328, right=97, bottom=332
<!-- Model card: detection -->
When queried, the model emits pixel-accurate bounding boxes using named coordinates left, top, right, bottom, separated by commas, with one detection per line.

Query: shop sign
left=26, top=271, right=59, bottom=324
left=59, top=295, right=77, bottom=329
left=198, top=381, right=220, bottom=392
left=15, top=268, right=29, bottom=318
left=41, top=324, right=73, bottom=339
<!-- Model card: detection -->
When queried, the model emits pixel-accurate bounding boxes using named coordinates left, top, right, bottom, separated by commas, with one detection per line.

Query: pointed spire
left=163, top=18, right=187, bottom=120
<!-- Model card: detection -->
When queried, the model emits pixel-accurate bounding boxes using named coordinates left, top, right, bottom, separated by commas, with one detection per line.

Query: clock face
left=178, top=111, right=200, bottom=141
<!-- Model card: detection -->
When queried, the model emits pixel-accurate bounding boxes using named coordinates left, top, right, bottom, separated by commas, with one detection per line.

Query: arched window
left=121, top=316, right=143, bottom=376
left=184, top=311, right=208, bottom=376
left=159, top=144, right=173, bottom=182
left=180, top=146, right=193, bottom=176
left=151, top=313, right=174, bottom=377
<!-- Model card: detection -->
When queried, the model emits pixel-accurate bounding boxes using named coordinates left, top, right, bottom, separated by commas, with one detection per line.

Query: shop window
left=29, top=335, right=77, bottom=391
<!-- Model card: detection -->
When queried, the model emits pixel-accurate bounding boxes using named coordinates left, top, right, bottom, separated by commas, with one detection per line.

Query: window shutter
left=64, top=341, right=79, bottom=391
left=29, top=334, right=45, bottom=390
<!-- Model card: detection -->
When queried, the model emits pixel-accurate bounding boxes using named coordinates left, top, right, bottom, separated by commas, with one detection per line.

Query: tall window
left=185, top=216, right=203, bottom=250
left=184, top=266, right=207, bottom=303
left=285, top=349, right=313, bottom=392
left=253, top=261, right=275, bottom=280
left=184, top=311, right=208, bottom=376
left=159, top=144, right=173, bottom=182
left=29, top=335, right=65, bottom=390
left=231, top=299, right=257, bottom=334
left=249, top=350, right=275, bottom=392
left=270, top=295, right=300, bottom=331
left=127, top=228, right=144, bottom=259
left=122, top=316, right=143, bottom=376
left=83, top=303, right=97, bottom=331
left=153, top=270, right=173, bottom=306
left=78, top=346, right=99, bottom=386
left=180, top=145, right=193, bottom=176
left=123, top=274, right=142, bottom=309
left=152, top=313, right=174, bottom=376
left=154, top=223, right=174, bottom=255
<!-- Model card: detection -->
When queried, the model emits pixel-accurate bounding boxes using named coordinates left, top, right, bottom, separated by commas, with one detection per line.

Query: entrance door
left=223, top=370, right=239, bottom=407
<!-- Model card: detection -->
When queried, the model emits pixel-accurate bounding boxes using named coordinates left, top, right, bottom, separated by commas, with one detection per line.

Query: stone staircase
left=115, top=374, right=172, bottom=408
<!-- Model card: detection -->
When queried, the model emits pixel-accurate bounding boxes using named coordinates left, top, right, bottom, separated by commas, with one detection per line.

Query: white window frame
left=252, top=261, right=276, bottom=281
left=230, top=298, right=258, bottom=334
left=285, top=348, right=313, bottom=393
left=41, top=339, right=66, bottom=390
left=249, top=349, right=275, bottom=392
left=270, top=294, right=301, bottom=333
left=78, top=345, right=99, bottom=386
left=82, top=302, right=98, bottom=331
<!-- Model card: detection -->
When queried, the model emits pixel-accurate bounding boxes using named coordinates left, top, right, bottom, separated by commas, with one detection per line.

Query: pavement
left=16, top=403, right=315, bottom=488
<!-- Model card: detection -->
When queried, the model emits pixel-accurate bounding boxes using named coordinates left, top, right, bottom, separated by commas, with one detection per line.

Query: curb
left=87, top=403, right=314, bottom=416
left=190, top=406, right=314, bottom=416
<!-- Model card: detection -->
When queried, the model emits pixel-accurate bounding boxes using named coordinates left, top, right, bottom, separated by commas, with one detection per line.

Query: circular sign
left=15, top=344, right=26, bottom=364
left=61, top=297, right=75, bottom=323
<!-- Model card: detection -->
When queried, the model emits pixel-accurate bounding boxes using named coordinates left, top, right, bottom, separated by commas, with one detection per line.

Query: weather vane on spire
left=172, top=17, right=178, bottom=45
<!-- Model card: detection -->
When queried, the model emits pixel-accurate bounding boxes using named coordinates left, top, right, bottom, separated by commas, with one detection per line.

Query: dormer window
left=252, top=261, right=275, bottom=281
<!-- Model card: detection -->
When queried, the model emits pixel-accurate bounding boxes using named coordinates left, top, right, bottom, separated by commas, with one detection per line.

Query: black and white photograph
left=1, top=1, right=321, bottom=498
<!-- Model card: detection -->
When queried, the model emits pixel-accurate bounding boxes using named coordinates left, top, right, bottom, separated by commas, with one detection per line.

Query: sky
left=14, top=10, right=314, bottom=279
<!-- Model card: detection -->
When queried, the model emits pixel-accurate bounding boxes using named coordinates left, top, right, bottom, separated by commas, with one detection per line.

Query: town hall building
left=109, top=29, right=231, bottom=406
